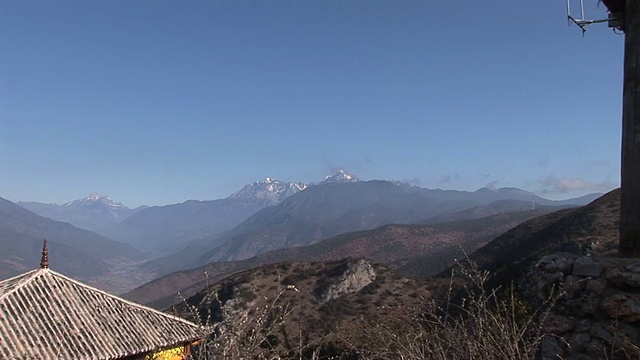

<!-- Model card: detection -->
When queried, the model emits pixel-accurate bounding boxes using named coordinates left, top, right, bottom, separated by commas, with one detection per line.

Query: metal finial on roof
left=40, top=239, right=49, bottom=269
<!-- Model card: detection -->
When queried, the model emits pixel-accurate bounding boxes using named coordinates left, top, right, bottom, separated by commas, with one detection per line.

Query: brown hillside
left=169, top=258, right=432, bottom=359
left=124, top=210, right=542, bottom=308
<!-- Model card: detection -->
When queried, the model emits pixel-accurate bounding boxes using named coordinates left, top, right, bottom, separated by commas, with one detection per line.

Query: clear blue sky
left=0, top=0, right=624, bottom=207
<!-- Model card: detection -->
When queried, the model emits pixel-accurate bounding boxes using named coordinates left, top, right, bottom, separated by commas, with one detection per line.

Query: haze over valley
left=1, top=170, right=602, bottom=293
left=2, top=2, right=633, bottom=358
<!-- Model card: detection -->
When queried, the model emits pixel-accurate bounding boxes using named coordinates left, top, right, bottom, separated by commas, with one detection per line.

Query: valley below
left=89, top=258, right=159, bottom=294
left=3, top=173, right=631, bottom=358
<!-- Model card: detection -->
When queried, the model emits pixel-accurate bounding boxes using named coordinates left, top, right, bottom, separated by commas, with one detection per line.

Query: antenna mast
left=566, top=0, right=624, bottom=34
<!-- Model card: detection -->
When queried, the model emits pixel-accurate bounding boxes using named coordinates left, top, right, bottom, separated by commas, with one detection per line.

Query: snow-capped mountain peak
left=65, top=193, right=126, bottom=210
left=18, top=193, right=138, bottom=231
left=321, top=169, right=359, bottom=184
left=86, top=192, right=104, bottom=201
left=228, top=178, right=307, bottom=205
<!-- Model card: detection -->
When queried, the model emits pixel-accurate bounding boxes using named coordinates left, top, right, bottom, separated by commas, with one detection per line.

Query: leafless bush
left=348, top=253, right=560, bottom=360
left=180, top=253, right=564, bottom=360
left=184, top=288, right=294, bottom=360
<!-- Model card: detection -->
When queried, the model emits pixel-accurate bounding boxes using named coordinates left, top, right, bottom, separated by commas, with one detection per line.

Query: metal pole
left=620, top=1, right=640, bottom=257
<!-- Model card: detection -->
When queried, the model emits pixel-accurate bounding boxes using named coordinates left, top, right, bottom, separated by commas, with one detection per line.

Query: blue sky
left=0, top=0, right=624, bottom=207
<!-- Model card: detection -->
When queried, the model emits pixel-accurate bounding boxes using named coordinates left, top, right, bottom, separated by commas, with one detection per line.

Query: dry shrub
left=347, top=254, right=559, bottom=360
left=182, top=254, right=561, bottom=360
left=184, top=288, right=293, bottom=360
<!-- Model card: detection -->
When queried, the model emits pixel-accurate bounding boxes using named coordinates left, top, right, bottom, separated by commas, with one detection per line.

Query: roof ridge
left=0, top=268, right=211, bottom=359
left=46, top=269, right=208, bottom=330
left=0, top=268, right=46, bottom=303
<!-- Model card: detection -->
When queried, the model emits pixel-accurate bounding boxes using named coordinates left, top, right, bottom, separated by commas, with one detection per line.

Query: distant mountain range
left=19, top=193, right=144, bottom=231
left=98, top=198, right=272, bottom=255
left=317, top=169, right=359, bottom=184
left=13, top=170, right=368, bottom=258
left=0, top=196, right=143, bottom=286
left=97, top=178, right=310, bottom=255
left=199, top=182, right=600, bottom=263
left=227, top=177, right=307, bottom=206
left=7, top=170, right=604, bottom=294
left=141, top=177, right=600, bottom=278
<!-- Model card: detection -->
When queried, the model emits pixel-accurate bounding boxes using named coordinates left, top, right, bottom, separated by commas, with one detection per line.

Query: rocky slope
left=520, top=253, right=640, bottom=359
left=169, top=258, right=432, bottom=358
left=455, top=189, right=640, bottom=358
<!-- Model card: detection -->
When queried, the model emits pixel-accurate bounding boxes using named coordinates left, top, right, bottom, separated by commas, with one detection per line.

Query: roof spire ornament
left=40, top=239, right=49, bottom=269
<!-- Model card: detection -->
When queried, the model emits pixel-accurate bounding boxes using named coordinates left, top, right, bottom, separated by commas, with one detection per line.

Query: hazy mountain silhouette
left=98, top=198, right=267, bottom=256
left=98, top=179, right=307, bottom=256
left=18, top=193, right=142, bottom=231
left=0, top=196, right=142, bottom=282
left=143, top=180, right=599, bottom=277
left=421, top=199, right=570, bottom=224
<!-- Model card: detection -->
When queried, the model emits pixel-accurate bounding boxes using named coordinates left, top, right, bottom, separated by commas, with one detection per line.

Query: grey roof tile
left=0, top=268, right=209, bottom=360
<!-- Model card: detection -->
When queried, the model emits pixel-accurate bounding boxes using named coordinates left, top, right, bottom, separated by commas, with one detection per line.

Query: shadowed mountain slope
left=141, top=180, right=437, bottom=276
left=412, top=186, right=601, bottom=206
left=421, top=199, right=568, bottom=224
left=99, top=178, right=306, bottom=256
left=200, top=181, right=439, bottom=263
left=99, top=198, right=267, bottom=256
left=145, top=181, right=595, bottom=277
left=124, top=206, right=548, bottom=309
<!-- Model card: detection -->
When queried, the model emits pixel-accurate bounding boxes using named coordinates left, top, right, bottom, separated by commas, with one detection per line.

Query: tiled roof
left=0, top=268, right=209, bottom=360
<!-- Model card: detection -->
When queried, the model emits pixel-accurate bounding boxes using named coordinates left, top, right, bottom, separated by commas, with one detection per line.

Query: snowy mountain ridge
left=320, top=169, right=360, bottom=184
left=18, top=193, right=139, bottom=231
left=227, top=178, right=307, bottom=206
left=227, top=170, right=360, bottom=204
left=64, top=192, right=127, bottom=210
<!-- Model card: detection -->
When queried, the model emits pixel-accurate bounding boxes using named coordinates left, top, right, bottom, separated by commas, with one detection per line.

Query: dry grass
left=183, top=287, right=296, bottom=360
left=343, top=253, right=559, bottom=360
left=179, top=254, right=563, bottom=360
left=216, top=291, right=287, bottom=358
